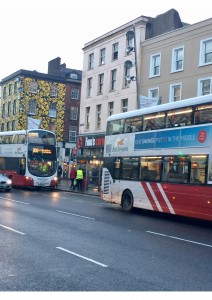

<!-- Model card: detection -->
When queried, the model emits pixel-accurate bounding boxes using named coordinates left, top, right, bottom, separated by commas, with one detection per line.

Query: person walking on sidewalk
left=70, top=167, right=76, bottom=190
left=76, top=167, right=84, bottom=191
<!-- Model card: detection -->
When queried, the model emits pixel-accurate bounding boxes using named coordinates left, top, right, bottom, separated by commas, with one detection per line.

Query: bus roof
left=107, top=94, right=212, bottom=121
left=0, top=129, right=55, bottom=136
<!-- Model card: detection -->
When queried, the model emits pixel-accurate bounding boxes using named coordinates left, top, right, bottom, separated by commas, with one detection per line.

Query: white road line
left=56, top=210, right=95, bottom=220
left=0, top=197, right=29, bottom=205
left=146, top=231, right=212, bottom=248
left=0, top=224, right=25, bottom=235
left=56, top=247, right=108, bottom=268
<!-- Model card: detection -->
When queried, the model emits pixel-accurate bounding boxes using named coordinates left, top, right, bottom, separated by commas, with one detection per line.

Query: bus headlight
left=54, top=177, right=58, bottom=181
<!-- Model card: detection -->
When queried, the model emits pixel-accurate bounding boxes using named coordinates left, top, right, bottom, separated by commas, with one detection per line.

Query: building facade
left=78, top=16, right=148, bottom=189
left=78, top=9, right=212, bottom=189
left=0, top=59, right=82, bottom=176
left=140, top=17, right=212, bottom=102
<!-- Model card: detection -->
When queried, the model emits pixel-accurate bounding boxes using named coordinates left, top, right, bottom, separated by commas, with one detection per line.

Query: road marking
left=0, top=224, right=25, bottom=235
left=56, top=247, right=108, bottom=268
left=56, top=210, right=95, bottom=220
left=0, top=197, right=29, bottom=205
left=146, top=231, right=212, bottom=248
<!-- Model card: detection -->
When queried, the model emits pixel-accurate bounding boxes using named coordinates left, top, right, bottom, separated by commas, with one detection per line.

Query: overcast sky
left=0, top=0, right=211, bottom=80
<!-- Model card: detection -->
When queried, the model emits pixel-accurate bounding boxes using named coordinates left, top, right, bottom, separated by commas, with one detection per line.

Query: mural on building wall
left=0, top=77, right=66, bottom=142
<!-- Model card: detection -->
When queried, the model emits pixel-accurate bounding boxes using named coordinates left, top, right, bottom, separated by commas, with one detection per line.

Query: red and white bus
left=101, top=94, right=212, bottom=221
left=0, top=129, right=58, bottom=188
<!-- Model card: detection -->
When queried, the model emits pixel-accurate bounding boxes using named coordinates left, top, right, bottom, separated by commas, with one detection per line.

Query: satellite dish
left=125, top=46, right=134, bottom=55
left=125, top=76, right=132, bottom=84
left=126, top=30, right=135, bottom=40
left=124, top=60, right=133, bottom=69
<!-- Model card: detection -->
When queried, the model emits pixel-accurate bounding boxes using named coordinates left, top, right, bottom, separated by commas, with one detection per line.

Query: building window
left=171, top=47, right=184, bottom=72
left=70, top=106, right=78, bottom=120
left=87, top=78, right=92, bottom=97
left=96, top=104, right=101, bottom=129
left=28, top=99, right=36, bottom=115
left=12, top=120, right=15, bottom=131
left=98, top=73, right=104, bottom=94
left=30, top=80, right=38, bottom=94
left=70, top=73, right=78, bottom=80
left=7, top=122, right=10, bottom=131
left=2, top=104, right=5, bottom=117
left=49, top=102, right=57, bottom=117
left=69, top=126, right=77, bottom=142
left=9, top=84, right=12, bottom=96
left=13, top=100, right=17, bottom=115
left=8, top=102, right=11, bottom=116
left=170, top=84, right=182, bottom=102
left=122, top=99, right=128, bottom=112
left=99, top=48, right=106, bottom=65
left=110, top=69, right=117, bottom=91
left=199, top=38, right=212, bottom=66
left=150, top=53, right=161, bottom=77
left=50, top=84, right=57, bottom=97
left=14, top=82, right=18, bottom=94
left=108, top=102, right=114, bottom=116
left=71, top=88, right=79, bottom=100
left=3, top=87, right=6, bottom=98
left=85, top=107, right=90, bottom=130
left=148, top=88, right=159, bottom=99
left=88, top=53, right=94, bottom=70
left=1, top=123, right=4, bottom=132
left=198, top=78, right=212, bottom=95
left=112, top=42, right=119, bottom=60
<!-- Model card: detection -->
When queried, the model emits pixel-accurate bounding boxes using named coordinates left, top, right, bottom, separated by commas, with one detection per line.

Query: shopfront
left=77, top=134, right=105, bottom=190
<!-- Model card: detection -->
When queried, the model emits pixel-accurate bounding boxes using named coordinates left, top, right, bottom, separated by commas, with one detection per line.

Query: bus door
left=12, top=157, right=27, bottom=186
left=111, top=158, right=122, bottom=202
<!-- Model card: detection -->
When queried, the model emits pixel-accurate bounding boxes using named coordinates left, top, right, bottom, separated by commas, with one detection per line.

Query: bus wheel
left=121, top=189, right=133, bottom=212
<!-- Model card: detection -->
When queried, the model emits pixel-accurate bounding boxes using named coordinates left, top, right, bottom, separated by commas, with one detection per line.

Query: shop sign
left=77, top=135, right=105, bottom=148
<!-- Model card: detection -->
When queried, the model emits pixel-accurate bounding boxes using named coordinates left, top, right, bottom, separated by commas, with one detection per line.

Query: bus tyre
left=121, top=189, right=133, bottom=212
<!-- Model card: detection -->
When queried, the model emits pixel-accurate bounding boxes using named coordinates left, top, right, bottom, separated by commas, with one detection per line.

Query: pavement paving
left=56, top=178, right=100, bottom=197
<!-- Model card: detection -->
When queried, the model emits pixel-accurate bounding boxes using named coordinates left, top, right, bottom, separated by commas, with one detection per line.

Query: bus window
left=121, top=157, right=139, bottom=180
left=18, top=157, right=26, bottom=175
left=163, top=156, right=189, bottom=183
left=140, top=157, right=162, bottom=181
left=106, top=119, right=124, bottom=135
left=144, top=113, right=165, bottom=131
left=0, top=157, right=6, bottom=169
left=167, top=107, right=192, bottom=128
left=18, top=134, right=26, bottom=144
left=194, top=104, right=212, bottom=124
left=1, top=136, right=8, bottom=144
left=114, top=158, right=121, bottom=179
left=190, top=155, right=207, bottom=184
left=124, top=117, right=143, bottom=133
left=12, top=134, right=19, bottom=144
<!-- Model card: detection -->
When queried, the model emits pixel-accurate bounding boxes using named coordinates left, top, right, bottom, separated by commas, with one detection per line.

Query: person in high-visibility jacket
left=76, top=167, right=84, bottom=190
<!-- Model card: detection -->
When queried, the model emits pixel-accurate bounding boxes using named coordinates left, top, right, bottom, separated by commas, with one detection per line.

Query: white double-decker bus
left=0, top=129, right=58, bottom=188
left=101, top=94, right=212, bottom=221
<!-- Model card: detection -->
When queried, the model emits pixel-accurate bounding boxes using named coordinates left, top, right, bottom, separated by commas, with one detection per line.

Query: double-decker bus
left=101, top=94, right=212, bottom=221
left=0, top=129, right=58, bottom=188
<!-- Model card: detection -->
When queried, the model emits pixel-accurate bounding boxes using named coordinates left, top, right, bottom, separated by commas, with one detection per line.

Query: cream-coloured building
left=79, top=16, right=148, bottom=135
left=140, top=17, right=212, bottom=102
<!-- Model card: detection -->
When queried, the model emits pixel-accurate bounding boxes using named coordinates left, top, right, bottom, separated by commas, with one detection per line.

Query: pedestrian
left=70, top=167, right=76, bottom=190
left=57, top=165, right=62, bottom=184
left=76, top=167, right=84, bottom=191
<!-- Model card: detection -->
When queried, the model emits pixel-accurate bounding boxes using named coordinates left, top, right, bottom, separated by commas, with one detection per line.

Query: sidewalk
left=56, top=178, right=100, bottom=197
